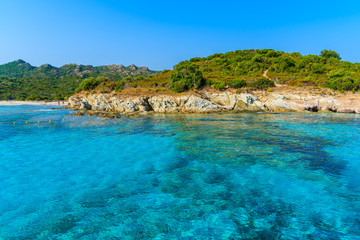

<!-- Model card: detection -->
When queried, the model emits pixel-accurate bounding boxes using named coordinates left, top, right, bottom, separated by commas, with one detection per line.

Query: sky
left=1, top=0, right=360, bottom=70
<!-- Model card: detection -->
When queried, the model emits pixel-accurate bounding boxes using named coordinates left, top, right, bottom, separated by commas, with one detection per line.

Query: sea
left=0, top=105, right=359, bottom=239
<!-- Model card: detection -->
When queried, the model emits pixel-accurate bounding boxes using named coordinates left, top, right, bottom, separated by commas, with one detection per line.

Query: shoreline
left=0, top=101, right=68, bottom=106
left=67, top=86, right=360, bottom=117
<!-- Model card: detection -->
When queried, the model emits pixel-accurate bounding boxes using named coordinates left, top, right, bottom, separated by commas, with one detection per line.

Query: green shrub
left=171, top=80, right=188, bottom=92
left=26, top=94, right=41, bottom=100
left=251, top=78, right=275, bottom=90
left=161, top=69, right=170, bottom=74
left=170, top=63, right=205, bottom=92
left=123, top=76, right=133, bottom=82
left=327, top=70, right=359, bottom=91
left=214, top=82, right=226, bottom=91
left=115, top=80, right=126, bottom=91
left=320, top=49, right=341, bottom=60
left=135, top=76, right=145, bottom=81
left=274, top=56, right=296, bottom=72
left=327, top=77, right=358, bottom=91
left=190, top=57, right=204, bottom=62
left=312, top=64, right=326, bottom=74
left=76, top=77, right=101, bottom=92
left=229, top=79, right=247, bottom=89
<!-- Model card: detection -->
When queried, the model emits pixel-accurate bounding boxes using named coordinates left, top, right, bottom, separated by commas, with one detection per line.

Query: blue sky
left=1, top=0, right=360, bottom=70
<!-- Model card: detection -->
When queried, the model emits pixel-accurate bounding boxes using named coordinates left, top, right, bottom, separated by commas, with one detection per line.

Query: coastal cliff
left=68, top=86, right=360, bottom=117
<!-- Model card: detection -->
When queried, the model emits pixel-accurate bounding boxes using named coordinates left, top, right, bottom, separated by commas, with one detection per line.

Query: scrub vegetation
left=1, top=49, right=360, bottom=100
left=99, top=49, right=359, bottom=94
left=0, top=60, right=157, bottom=100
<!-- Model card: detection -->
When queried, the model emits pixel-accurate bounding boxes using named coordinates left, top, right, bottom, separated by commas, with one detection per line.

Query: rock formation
left=68, top=86, right=360, bottom=117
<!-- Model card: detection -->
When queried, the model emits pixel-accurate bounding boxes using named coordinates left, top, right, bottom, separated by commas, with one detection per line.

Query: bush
left=115, top=80, right=126, bottom=91
left=275, top=56, right=296, bottom=72
left=229, top=79, right=247, bottom=89
left=171, top=80, right=188, bottom=93
left=26, top=94, right=41, bottom=100
left=265, top=50, right=282, bottom=58
left=312, top=64, right=326, bottom=74
left=251, top=78, right=275, bottom=90
left=123, top=76, right=133, bottom=82
left=135, top=76, right=145, bottom=81
left=214, top=82, right=226, bottom=91
left=76, top=77, right=101, bottom=92
left=327, top=77, right=358, bottom=91
left=169, top=63, right=205, bottom=92
left=190, top=57, right=204, bottom=62
left=320, top=49, right=341, bottom=60
left=327, top=70, right=359, bottom=91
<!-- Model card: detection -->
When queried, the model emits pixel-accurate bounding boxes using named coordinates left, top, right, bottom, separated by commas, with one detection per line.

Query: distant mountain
left=0, top=59, right=36, bottom=77
left=0, top=60, right=156, bottom=79
left=0, top=60, right=159, bottom=100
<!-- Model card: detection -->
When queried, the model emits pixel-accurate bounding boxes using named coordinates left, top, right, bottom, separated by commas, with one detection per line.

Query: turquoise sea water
left=0, top=105, right=359, bottom=239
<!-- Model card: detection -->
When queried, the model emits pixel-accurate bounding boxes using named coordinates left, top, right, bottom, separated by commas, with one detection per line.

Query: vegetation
left=0, top=60, right=158, bottom=100
left=76, top=77, right=104, bottom=92
left=229, top=79, right=247, bottom=89
left=115, top=80, right=126, bottom=92
left=169, top=62, right=205, bottom=92
left=146, top=49, right=360, bottom=93
left=1, top=49, right=360, bottom=100
left=251, top=78, right=275, bottom=90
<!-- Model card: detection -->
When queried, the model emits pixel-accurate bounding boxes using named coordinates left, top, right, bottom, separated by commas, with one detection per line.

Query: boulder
left=80, top=101, right=92, bottom=110
left=148, top=96, right=180, bottom=113
left=183, top=95, right=221, bottom=112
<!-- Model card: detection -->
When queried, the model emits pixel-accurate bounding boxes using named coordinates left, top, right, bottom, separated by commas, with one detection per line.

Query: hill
left=0, top=60, right=158, bottom=100
left=3, top=49, right=360, bottom=100
left=108, top=49, right=359, bottom=94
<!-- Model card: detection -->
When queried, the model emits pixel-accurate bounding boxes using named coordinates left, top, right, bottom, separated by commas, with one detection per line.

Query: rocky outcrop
left=258, top=88, right=360, bottom=114
left=68, top=91, right=268, bottom=115
left=68, top=87, right=360, bottom=116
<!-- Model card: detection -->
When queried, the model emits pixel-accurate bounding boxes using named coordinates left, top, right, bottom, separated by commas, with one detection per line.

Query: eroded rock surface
left=68, top=87, right=360, bottom=115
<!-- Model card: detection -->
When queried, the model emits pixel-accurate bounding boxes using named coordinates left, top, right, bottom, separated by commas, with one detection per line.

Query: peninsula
left=67, top=49, right=360, bottom=116
left=2, top=49, right=360, bottom=115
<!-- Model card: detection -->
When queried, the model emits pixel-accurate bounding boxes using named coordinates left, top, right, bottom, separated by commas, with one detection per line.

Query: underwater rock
left=72, top=111, right=85, bottom=116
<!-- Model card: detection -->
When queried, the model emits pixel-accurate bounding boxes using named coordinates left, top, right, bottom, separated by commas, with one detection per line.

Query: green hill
left=2, top=49, right=360, bottom=100
left=0, top=60, right=158, bottom=100
left=128, top=49, right=359, bottom=93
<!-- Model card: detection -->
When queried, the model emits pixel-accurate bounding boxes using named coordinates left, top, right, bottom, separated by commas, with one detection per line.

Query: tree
left=320, top=49, right=341, bottom=60
left=229, top=79, right=247, bottom=89
left=251, top=78, right=275, bottom=90
left=76, top=77, right=101, bottom=91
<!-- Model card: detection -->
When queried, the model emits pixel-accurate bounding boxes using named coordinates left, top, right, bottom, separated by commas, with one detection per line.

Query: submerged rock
left=72, top=111, right=85, bottom=116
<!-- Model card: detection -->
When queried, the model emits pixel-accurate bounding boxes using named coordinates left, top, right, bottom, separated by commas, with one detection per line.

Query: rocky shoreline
left=67, top=86, right=360, bottom=118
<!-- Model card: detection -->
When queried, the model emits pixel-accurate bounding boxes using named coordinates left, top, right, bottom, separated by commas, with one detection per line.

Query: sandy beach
left=0, top=101, right=68, bottom=106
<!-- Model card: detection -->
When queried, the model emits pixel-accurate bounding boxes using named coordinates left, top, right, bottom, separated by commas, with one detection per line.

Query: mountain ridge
left=0, top=60, right=158, bottom=100
left=0, top=60, right=155, bottom=78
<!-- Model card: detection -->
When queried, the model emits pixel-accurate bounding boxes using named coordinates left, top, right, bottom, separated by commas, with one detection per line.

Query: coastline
left=67, top=86, right=360, bottom=117
left=0, top=101, right=68, bottom=106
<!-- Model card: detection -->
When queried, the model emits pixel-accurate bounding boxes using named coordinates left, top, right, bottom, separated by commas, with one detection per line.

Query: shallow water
left=0, top=106, right=359, bottom=239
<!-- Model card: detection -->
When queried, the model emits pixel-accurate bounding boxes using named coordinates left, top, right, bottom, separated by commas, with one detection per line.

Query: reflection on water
left=0, top=107, right=359, bottom=239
